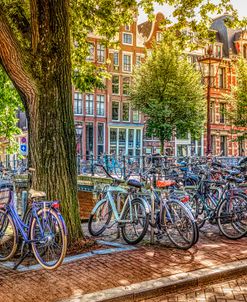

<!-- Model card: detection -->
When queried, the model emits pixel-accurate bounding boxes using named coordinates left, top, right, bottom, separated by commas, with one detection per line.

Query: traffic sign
left=20, top=144, right=27, bottom=154
left=21, top=137, right=27, bottom=144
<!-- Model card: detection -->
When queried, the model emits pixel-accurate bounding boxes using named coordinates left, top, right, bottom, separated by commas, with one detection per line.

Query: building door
left=86, top=123, right=94, bottom=159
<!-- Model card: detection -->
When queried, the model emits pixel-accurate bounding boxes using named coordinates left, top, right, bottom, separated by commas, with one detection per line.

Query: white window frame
left=97, top=122, right=105, bottom=154
left=122, top=53, right=132, bottom=73
left=132, top=110, right=140, bottom=123
left=112, top=100, right=120, bottom=121
left=97, top=44, right=105, bottom=63
left=122, top=102, right=130, bottom=122
left=123, top=76, right=131, bottom=96
left=74, top=92, right=83, bottom=115
left=96, top=95, right=105, bottom=117
left=122, top=32, right=133, bottom=45
left=85, top=94, right=94, bottom=116
left=112, top=75, right=120, bottom=95
left=86, top=42, right=95, bottom=61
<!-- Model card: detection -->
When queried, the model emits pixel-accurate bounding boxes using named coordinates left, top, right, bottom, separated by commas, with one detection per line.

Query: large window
left=122, top=102, right=130, bottom=121
left=123, top=33, right=132, bottom=45
left=123, top=77, right=130, bottom=95
left=87, top=43, right=94, bottom=61
left=211, top=135, right=216, bottom=155
left=86, top=123, right=94, bottom=159
left=218, top=67, right=225, bottom=89
left=86, top=94, right=94, bottom=115
left=112, top=101, right=119, bottom=121
left=110, top=128, right=117, bottom=154
left=97, top=123, right=104, bottom=156
left=133, top=110, right=139, bottom=123
left=220, top=136, right=227, bottom=156
left=219, top=103, right=226, bottom=124
left=97, top=44, right=105, bottom=62
left=119, top=129, right=126, bottom=155
left=96, top=95, right=105, bottom=116
left=74, top=92, right=83, bottom=115
left=112, top=76, right=119, bottom=94
left=113, top=52, right=119, bottom=66
left=123, top=54, right=131, bottom=72
left=136, top=55, right=141, bottom=66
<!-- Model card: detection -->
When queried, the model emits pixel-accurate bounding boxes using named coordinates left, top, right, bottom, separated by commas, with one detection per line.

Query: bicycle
left=88, top=164, right=150, bottom=244
left=0, top=169, right=67, bottom=270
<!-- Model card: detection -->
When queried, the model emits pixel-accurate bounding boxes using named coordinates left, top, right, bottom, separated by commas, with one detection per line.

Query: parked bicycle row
left=88, top=156, right=247, bottom=249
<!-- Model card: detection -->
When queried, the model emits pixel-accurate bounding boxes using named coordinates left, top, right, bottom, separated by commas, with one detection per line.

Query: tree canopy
left=130, top=33, right=206, bottom=154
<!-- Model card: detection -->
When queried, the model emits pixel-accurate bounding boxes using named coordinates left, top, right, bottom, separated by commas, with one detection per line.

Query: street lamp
left=198, top=46, right=222, bottom=155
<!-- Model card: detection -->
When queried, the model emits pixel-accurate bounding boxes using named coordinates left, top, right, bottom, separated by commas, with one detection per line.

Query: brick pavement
left=0, top=225, right=246, bottom=302
left=145, top=274, right=247, bottom=302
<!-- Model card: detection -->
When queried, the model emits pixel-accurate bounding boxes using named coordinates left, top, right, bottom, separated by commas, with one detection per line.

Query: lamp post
left=198, top=46, right=222, bottom=155
left=75, top=125, right=83, bottom=157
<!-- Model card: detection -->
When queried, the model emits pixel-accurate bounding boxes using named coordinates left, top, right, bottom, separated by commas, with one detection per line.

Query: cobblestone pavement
left=0, top=224, right=247, bottom=302
left=145, top=274, right=247, bottom=302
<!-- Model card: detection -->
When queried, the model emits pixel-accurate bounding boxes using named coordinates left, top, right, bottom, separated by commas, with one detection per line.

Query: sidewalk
left=0, top=225, right=246, bottom=302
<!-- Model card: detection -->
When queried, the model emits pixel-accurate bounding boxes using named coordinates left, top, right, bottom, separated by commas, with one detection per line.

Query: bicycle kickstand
left=13, top=245, right=32, bottom=270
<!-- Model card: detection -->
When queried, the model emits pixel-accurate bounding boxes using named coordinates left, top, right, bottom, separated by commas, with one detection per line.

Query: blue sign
left=20, top=144, right=27, bottom=154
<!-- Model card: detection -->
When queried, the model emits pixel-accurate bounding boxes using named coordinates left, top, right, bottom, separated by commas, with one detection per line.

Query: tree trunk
left=160, top=138, right=164, bottom=155
left=0, top=1, right=83, bottom=243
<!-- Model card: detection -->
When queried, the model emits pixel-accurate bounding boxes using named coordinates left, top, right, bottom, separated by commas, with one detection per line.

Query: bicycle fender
left=136, top=197, right=151, bottom=214
left=91, top=198, right=107, bottom=214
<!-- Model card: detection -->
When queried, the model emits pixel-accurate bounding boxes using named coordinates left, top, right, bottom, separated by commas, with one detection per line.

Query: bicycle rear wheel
left=162, top=199, right=197, bottom=249
left=217, top=195, right=247, bottom=239
left=30, top=208, right=67, bottom=270
left=0, top=209, right=18, bottom=260
left=121, top=198, right=149, bottom=244
left=88, top=199, right=112, bottom=236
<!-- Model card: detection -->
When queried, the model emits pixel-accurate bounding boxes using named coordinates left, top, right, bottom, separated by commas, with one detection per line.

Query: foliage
left=0, top=66, right=22, bottom=154
left=226, top=58, right=247, bottom=141
left=130, top=32, right=206, bottom=153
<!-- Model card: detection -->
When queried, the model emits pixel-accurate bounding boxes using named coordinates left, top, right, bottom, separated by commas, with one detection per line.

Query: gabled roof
left=138, top=20, right=153, bottom=40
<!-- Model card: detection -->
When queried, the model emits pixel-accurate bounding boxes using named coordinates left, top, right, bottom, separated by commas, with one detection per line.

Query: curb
left=59, top=258, right=247, bottom=302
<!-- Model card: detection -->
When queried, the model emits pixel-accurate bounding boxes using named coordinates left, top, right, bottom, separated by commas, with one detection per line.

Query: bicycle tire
left=30, top=207, right=67, bottom=270
left=217, top=195, right=247, bottom=240
left=0, top=209, right=18, bottom=260
left=121, top=198, right=149, bottom=244
left=190, top=194, right=206, bottom=229
left=88, top=199, right=112, bottom=236
left=161, top=199, right=197, bottom=250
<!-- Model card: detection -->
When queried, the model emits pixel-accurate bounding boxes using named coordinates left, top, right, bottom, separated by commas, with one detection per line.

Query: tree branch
left=0, top=10, right=37, bottom=105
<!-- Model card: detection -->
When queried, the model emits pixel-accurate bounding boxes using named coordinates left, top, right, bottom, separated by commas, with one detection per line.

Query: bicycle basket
left=0, top=182, right=13, bottom=206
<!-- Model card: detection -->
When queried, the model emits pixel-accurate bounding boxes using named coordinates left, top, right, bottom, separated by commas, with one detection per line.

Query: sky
left=138, top=0, right=247, bottom=23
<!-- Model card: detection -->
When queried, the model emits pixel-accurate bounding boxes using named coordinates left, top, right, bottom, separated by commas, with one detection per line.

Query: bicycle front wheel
left=162, top=199, right=198, bottom=250
left=88, top=199, right=112, bottom=236
left=217, top=195, right=247, bottom=240
left=121, top=198, right=149, bottom=244
left=30, top=208, right=67, bottom=270
left=0, top=209, right=18, bottom=260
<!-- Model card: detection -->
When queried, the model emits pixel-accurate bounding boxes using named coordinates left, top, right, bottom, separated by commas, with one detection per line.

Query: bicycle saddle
left=29, top=189, right=46, bottom=199
left=127, top=179, right=143, bottom=188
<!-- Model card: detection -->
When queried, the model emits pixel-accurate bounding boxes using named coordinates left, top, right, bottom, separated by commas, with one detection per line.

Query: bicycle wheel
left=30, top=208, right=67, bottom=270
left=0, top=209, right=18, bottom=260
left=88, top=199, right=112, bottom=236
left=162, top=199, right=197, bottom=249
left=121, top=198, right=149, bottom=244
left=217, top=195, right=247, bottom=240
left=189, top=194, right=206, bottom=229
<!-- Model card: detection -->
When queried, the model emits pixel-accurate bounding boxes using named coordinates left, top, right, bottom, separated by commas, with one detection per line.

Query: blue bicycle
left=0, top=173, right=67, bottom=270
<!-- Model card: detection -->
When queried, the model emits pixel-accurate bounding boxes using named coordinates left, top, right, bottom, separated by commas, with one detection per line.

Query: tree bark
left=0, top=0, right=83, bottom=242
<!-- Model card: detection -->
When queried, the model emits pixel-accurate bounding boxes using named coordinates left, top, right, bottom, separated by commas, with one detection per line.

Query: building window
left=123, top=77, right=130, bottom=95
left=96, top=95, right=105, bottom=116
left=123, top=33, right=132, bottom=45
left=87, top=43, right=94, bottom=61
left=156, top=32, right=163, bottom=42
left=86, top=123, right=94, bottom=159
left=110, top=128, right=117, bottom=154
left=123, top=54, right=131, bottom=72
left=211, top=135, right=216, bottom=155
left=220, top=136, right=227, bottom=156
left=97, top=123, right=104, bottom=156
left=239, top=139, right=245, bottom=156
left=74, top=92, right=83, bottom=115
left=112, top=75, right=119, bottom=94
left=133, top=110, right=139, bottom=123
left=136, top=55, right=141, bottom=66
left=113, top=52, right=119, bottom=66
left=215, top=45, right=222, bottom=58
left=112, top=101, right=119, bottom=121
left=210, top=100, right=215, bottom=123
left=85, top=94, right=94, bottom=115
left=97, top=44, right=105, bottom=63
left=218, top=67, right=225, bottom=89
left=219, top=103, right=226, bottom=124
left=119, top=129, right=126, bottom=155
left=122, top=103, right=130, bottom=121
